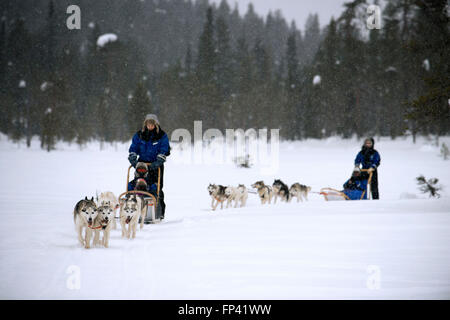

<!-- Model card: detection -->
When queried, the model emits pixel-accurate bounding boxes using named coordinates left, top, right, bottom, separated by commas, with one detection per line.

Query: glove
left=128, top=152, right=138, bottom=168
left=148, top=154, right=166, bottom=169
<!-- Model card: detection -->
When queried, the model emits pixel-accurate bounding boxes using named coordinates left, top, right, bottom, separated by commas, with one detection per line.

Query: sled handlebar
left=353, top=169, right=374, bottom=200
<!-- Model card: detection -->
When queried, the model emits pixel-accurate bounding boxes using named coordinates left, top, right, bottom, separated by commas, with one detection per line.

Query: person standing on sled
left=354, top=138, right=380, bottom=199
left=128, top=114, right=170, bottom=220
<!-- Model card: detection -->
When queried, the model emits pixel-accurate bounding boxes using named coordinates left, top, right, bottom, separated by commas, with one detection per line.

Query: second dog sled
left=319, top=169, right=374, bottom=201
left=118, top=163, right=163, bottom=224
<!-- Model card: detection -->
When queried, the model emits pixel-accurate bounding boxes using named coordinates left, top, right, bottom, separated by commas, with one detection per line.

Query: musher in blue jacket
left=128, top=114, right=170, bottom=219
left=354, top=137, right=380, bottom=199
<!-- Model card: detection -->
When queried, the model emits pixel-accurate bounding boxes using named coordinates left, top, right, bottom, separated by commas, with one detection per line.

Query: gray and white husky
left=93, top=201, right=115, bottom=248
left=73, top=197, right=98, bottom=249
left=289, top=183, right=312, bottom=202
left=119, top=194, right=144, bottom=239
left=251, top=181, right=273, bottom=205
left=97, top=191, right=119, bottom=230
left=225, top=184, right=248, bottom=208
left=207, top=183, right=228, bottom=211
left=272, top=179, right=290, bottom=203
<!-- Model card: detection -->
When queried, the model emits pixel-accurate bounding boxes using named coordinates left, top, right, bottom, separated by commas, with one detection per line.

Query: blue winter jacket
left=354, top=149, right=381, bottom=169
left=343, top=178, right=368, bottom=200
left=129, top=129, right=170, bottom=163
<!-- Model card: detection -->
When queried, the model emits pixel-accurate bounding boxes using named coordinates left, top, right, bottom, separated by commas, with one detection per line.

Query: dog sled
left=320, top=169, right=374, bottom=201
left=118, top=163, right=163, bottom=224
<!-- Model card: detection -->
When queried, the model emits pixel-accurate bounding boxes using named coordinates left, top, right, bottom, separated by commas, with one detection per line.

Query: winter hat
left=364, top=137, right=375, bottom=147
left=144, top=114, right=159, bottom=124
left=135, top=162, right=148, bottom=178
left=142, top=114, right=160, bottom=133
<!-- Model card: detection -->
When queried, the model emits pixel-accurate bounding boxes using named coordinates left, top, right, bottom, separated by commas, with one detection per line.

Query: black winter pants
left=147, top=165, right=166, bottom=217
left=370, top=169, right=379, bottom=200
left=362, top=169, right=379, bottom=200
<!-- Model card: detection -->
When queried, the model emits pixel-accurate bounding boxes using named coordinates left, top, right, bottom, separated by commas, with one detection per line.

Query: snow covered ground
left=0, top=134, right=449, bottom=299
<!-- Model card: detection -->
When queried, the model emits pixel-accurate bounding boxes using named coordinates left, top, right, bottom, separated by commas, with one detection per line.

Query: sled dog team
left=208, top=184, right=249, bottom=211
left=73, top=191, right=147, bottom=249
left=208, top=179, right=311, bottom=211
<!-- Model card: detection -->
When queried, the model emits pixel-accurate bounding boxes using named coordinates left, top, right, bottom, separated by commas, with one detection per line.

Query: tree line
left=0, top=0, right=448, bottom=151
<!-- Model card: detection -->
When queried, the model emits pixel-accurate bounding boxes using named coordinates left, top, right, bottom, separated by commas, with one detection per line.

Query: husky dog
left=251, top=181, right=273, bottom=205
left=236, top=184, right=249, bottom=208
left=225, top=184, right=249, bottom=208
left=272, top=179, right=290, bottom=203
left=207, top=183, right=228, bottom=211
left=289, top=183, right=312, bottom=202
left=93, top=201, right=114, bottom=248
left=98, top=191, right=119, bottom=230
left=225, top=186, right=238, bottom=208
left=120, top=194, right=144, bottom=239
left=73, top=197, right=98, bottom=249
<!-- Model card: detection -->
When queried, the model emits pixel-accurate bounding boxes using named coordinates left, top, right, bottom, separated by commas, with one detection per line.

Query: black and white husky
left=272, top=179, right=290, bottom=203
left=251, top=181, right=273, bottom=205
left=289, top=183, right=311, bottom=202
left=73, top=197, right=98, bottom=249
left=207, top=183, right=228, bottom=211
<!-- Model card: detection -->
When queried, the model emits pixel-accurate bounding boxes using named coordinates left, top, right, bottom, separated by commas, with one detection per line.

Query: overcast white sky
left=211, top=0, right=348, bottom=30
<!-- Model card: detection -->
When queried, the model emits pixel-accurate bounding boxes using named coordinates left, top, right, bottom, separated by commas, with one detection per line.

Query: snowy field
left=0, top=134, right=449, bottom=299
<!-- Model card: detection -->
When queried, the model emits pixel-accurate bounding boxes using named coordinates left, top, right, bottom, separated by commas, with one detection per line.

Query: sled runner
left=118, top=163, right=163, bottom=224
left=320, top=169, right=373, bottom=201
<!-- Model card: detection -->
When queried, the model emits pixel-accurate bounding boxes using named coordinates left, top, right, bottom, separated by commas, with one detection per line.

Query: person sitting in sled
left=354, top=137, right=380, bottom=199
left=128, top=162, right=158, bottom=194
left=342, top=167, right=368, bottom=200
left=128, top=114, right=170, bottom=220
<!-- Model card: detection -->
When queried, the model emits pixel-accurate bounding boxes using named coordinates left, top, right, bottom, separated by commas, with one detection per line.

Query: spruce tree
left=197, top=7, right=216, bottom=84
left=286, top=29, right=301, bottom=139
left=129, top=82, right=152, bottom=134
left=215, top=15, right=233, bottom=97
left=407, top=0, right=450, bottom=136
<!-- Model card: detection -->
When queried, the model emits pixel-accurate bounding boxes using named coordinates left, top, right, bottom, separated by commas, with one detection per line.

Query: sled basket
left=119, top=163, right=163, bottom=224
left=320, top=188, right=349, bottom=201
left=320, top=169, right=373, bottom=201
